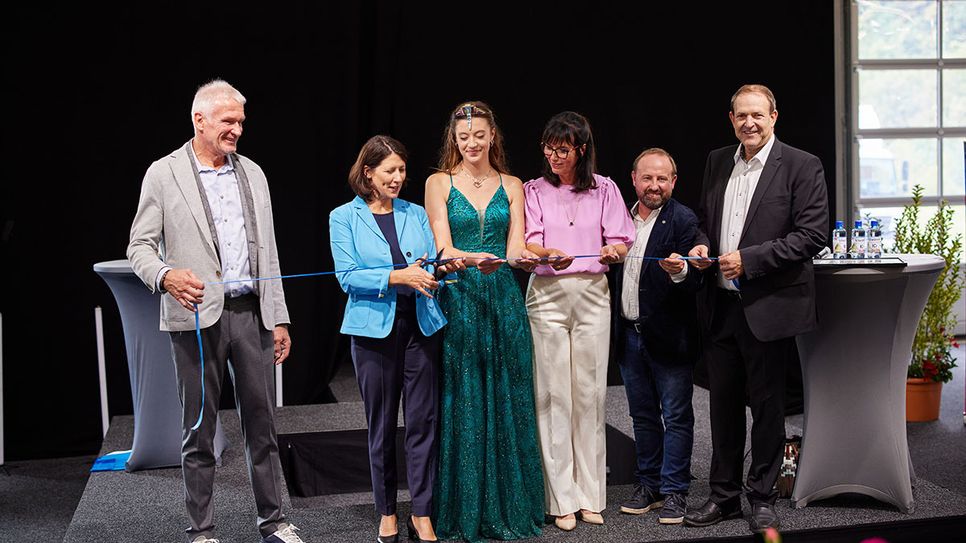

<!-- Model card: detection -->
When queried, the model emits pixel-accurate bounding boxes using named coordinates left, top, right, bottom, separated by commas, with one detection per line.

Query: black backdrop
left=0, top=2, right=836, bottom=460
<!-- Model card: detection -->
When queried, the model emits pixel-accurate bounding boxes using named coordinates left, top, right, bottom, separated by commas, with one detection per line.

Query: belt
left=223, top=292, right=258, bottom=308
left=622, top=318, right=643, bottom=334
left=717, top=288, right=742, bottom=301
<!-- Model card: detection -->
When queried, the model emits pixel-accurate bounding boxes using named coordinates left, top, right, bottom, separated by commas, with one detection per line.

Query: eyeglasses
left=541, top=142, right=575, bottom=160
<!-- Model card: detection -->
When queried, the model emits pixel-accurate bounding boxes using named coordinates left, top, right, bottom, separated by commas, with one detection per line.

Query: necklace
left=556, top=187, right=581, bottom=227
left=460, top=167, right=492, bottom=189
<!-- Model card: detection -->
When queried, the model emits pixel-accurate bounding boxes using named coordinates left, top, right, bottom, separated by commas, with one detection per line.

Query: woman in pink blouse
left=524, top=111, right=635, bottom=531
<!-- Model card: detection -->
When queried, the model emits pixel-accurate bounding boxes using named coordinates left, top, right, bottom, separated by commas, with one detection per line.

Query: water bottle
left=832, top=220, right=847, bottom=259
left=849, top=220, right=867, bottom=259
left=868, top=219, right=882, bottom=258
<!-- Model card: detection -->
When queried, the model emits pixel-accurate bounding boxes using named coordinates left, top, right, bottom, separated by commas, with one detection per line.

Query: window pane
left=942, top=0, right=966, bottom=58
left=855, top=205, right=905, bottom=250
left=858, top=204, right=965, bottom=262
left=859, top=69, right=937, bottom=128
left=859, top=138, right=938, bottom=197
left=858, top=0, right=938, bottom=59
left=942, top=69, right=966, bottom=126
left=944, top=137, right=966, bottom=196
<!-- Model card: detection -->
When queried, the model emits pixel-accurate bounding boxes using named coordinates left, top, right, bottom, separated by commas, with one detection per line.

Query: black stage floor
left=59, top=382, right=966, bottom=543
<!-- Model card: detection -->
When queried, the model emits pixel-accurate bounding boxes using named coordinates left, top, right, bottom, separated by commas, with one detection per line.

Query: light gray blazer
left=127, top=141, right=290, bottom=332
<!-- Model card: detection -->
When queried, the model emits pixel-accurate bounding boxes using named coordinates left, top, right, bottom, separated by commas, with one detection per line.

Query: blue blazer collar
left=351, top=196, right=411, bottom=247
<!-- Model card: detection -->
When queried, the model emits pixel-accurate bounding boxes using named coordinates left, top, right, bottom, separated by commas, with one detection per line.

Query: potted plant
left=892, top=185, right=965, bottom=422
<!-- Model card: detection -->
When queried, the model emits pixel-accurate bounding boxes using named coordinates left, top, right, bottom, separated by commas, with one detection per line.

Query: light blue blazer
left=329, top=196, right=447, bottom=338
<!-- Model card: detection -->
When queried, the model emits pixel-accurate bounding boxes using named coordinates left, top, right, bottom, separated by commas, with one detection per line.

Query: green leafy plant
left=893, top=185, right=964, bottom=383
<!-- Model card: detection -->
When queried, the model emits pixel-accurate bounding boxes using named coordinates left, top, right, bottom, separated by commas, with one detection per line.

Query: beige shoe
left=579, top=509, right=604, bottom=525
left=554, top=513, right=577, bottom=531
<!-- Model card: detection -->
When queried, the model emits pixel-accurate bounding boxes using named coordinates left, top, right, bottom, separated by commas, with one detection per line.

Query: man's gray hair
left=190, top=79, right=246, bottom=127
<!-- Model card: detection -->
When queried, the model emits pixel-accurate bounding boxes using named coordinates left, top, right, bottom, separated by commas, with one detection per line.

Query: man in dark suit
left=683, top=84, right=828, bottom=532
left=613, top=148, right=701, bottom=525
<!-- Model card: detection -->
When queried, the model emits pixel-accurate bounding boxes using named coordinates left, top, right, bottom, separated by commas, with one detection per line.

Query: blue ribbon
left=188, top=259, right=452, bottom=431
left=187, top=253, right=718, bottom=431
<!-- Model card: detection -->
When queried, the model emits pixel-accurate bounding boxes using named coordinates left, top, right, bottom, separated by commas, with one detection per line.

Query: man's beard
left=641, top=193, right=668, bottom=210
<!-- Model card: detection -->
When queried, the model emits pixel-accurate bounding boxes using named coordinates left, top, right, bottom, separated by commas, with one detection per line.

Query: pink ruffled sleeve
left=524, top=180, right=545, bottom=247
left=599, top=176, right=636, bottom=247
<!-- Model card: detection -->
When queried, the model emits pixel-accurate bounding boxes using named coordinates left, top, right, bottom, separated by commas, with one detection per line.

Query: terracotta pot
left=906, top=377, right=943, bottom=422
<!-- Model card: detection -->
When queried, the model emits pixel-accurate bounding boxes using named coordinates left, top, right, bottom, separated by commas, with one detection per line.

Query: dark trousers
left=169, top=294, right=284, bottom=542
left=706, top=289, right=789, bottom=506
left=618, top=320, right=695, bottom=495
left=350, top=306, right=440, bottom=517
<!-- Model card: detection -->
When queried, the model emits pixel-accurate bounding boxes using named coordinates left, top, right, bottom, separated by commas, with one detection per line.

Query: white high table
left=792, top=254, right=944, bottom=513
left=94, top=259, right=227, bottom=470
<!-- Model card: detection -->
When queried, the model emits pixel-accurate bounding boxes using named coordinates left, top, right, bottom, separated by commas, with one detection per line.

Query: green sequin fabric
left=434, top=181, right=545, bottom=542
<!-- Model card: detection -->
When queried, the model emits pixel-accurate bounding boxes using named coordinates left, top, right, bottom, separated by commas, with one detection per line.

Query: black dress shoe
left=407, top=516, right=437, bottom=542
left=747, top=503, right=780, bottom=533
left=376, top=533, right=398, bottom=543
left=683, top=499, right=742, bottom=527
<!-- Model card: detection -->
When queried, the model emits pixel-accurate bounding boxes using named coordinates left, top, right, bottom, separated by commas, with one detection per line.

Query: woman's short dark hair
left=348, top=135, right=408, bottom=202
left=540, top=111, right=597, bottom=192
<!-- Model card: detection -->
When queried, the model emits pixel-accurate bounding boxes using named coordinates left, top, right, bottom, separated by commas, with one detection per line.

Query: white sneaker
left=263, top=522, right=305, bottom=543
left=190, top=537, right=220, bottom=543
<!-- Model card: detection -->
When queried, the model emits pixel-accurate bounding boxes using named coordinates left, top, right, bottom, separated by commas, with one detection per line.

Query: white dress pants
left=526, top=273, right=610, bottom=515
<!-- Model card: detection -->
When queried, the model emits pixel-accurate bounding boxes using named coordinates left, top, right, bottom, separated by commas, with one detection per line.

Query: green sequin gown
left=434, top=180, right=545, bottom=542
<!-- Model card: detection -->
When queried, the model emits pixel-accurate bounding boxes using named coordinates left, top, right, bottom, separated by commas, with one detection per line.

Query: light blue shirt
left=192, top=147, right=255, bottom=298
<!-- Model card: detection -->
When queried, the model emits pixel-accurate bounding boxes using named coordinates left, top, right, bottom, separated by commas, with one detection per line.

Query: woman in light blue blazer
left=329, top=135, right=461, bottom=543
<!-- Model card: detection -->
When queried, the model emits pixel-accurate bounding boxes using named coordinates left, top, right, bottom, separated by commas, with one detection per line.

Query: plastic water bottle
left=832, top=220, right=847, bottom=259
left=868, top=220, right=882, bottom=258
left=849, top=220, right=867, bottom=259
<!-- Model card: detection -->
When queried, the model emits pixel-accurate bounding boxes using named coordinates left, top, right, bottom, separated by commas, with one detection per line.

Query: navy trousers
left=618, top=320, right=695, bottom=495
left=351, top=306, right=440, bottom=517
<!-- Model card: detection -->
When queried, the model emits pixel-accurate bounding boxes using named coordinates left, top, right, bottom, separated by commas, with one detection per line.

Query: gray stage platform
left=63, top=386, right=966, bottom=543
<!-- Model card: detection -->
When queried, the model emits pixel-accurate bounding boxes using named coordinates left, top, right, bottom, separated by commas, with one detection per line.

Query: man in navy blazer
left=685, top=84, right=828, bottom=532
left=612, top=148, right=701, bottom=526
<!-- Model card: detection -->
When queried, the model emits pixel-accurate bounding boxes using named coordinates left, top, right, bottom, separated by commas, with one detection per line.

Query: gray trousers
left=170, top=294, right=285, bottom=541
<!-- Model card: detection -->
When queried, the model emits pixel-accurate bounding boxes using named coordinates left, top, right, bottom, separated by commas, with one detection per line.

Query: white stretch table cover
left=94, top=259, right=227, bottom=470
left=793, top=254, right=944, bottom=513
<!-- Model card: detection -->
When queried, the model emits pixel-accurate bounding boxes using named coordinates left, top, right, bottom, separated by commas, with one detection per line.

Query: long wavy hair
left=437, top=100, right=510, bottom=174
left=540, top=111, right=597, bottom=192
left=348, top=135, right=408, bottom=202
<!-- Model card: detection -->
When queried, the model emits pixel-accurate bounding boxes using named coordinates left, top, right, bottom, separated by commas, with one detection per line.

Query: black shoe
left=376, top=534, right=398, bottom=543
left=620, top=483, right=665, bottom=514
left=407, top=516, right=437, bottom=542
left=747, top=503, right=780, bottom=533
left=658, top=493, right=688, bottom=524
left=683, top=499, right=742, bottom=527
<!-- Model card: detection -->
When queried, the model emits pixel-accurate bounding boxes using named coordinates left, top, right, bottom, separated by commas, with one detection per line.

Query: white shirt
left=717, top=134, right=776, bottom=290
left=621, top=203, right=688, bottom=321
left=158, top=146, right=255, bottom=297
left=193, top=147, right=255, bottom=298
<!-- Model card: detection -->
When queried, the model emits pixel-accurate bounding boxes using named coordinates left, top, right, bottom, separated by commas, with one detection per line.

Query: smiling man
left=685, top=84, right=828, bottom=533
left=127, top=80, right=305, bottom=543
left=613, top=148, right=700, bottom=526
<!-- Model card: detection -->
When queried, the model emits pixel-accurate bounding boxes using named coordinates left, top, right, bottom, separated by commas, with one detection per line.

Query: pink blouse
left=524, top=174, right=636, bottom=276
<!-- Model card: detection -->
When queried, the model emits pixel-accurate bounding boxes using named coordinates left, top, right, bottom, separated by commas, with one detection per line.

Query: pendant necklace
left=557, top=187, right=580, bottom=227
left=461, top=167, right=491, bottom=189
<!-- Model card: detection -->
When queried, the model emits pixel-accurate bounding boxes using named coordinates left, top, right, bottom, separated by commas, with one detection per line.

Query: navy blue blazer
left=611, top=197, right=701, bottom=362
left=329, top=196, right=447, bottom=339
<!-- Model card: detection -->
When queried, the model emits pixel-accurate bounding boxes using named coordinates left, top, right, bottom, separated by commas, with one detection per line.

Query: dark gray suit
left=693, top=137, right=828, bottom=505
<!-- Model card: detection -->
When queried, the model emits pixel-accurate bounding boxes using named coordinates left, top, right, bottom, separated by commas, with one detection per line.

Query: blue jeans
left=618, top=321, right=695, bottom=495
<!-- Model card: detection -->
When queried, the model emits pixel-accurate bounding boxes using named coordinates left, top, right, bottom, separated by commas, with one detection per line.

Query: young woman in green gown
left=424, top=101, right=545, bottom=542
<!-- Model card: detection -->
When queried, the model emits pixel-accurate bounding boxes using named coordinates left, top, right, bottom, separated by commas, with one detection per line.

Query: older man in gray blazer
left=127, top=80, right=305, bottom=543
